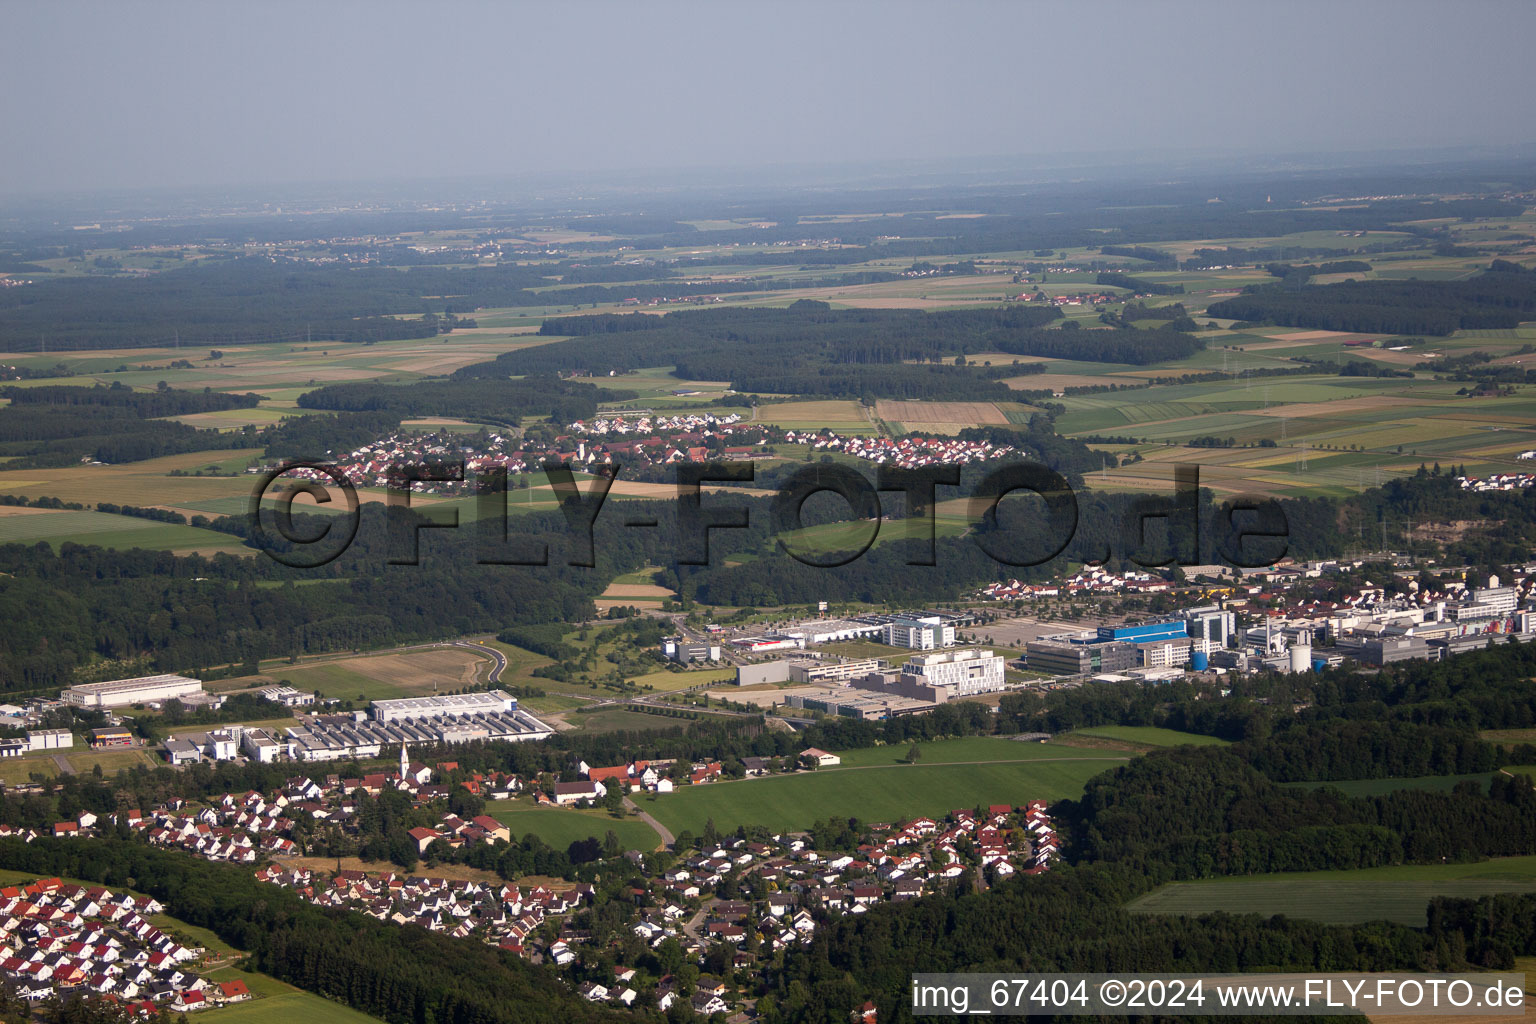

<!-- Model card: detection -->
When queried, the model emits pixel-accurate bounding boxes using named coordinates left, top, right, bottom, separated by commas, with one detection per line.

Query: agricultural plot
left=751, top=400, right=877, bottom=433
left=643, top=757, right=1128, bottom=836
left=1058, top=374, right=1536, bottom=497
left=830, top=736, right=1137, bottom=768
left=1127, top=857, right=1536, bottom=927
left=874, top=399, right=1009, bottom=434
left=243, top=646, right=490, bottom=701
left=0, top=507, right=249, bottom=555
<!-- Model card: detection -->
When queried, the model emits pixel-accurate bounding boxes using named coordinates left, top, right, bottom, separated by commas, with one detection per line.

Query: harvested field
left=875, top=400, right=1008, bottom=430
left=600, top=583, right=675, bottom=598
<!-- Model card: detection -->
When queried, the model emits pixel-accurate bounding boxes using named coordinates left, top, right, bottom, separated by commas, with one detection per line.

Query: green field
left=0, top=508, right=246, bottom=553
left=1069, top=726, right=1231, bottom=748
left=564, top=707, right=690, bottom=734
left=1127, top=857, right=1536, bottom=927
left=832, top=735, right=1135, bottom=767
left=644, top=756, right=1128, bottom=836
left=486, top=804, right=663, bottom=851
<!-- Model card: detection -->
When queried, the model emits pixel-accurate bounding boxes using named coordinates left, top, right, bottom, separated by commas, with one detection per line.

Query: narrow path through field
left=623, top=796, right=674, bottom=849
left=52, top=754, right=74, bottom=775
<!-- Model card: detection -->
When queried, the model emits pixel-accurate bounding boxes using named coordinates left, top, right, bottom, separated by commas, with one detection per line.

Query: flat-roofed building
left=902, top=649, right=1005, bottom=695
left=258, top=685, right=315, bottom=708
left=883, top=615, right=955, bottom=650
left=242, top=728, right=283, bottom=763
left=371, top=690, right=518, bottom=724
left=163, top=736, right=201, bottom=766
left=63, top=674, right=203, bottom=709
left=26, top=728, right=73, bottom=752
left=783, top=688, right=937, bottom=720
left=1181, top=605, right=1235, bottom=652
left=87, top=727, right=135, bottom=749
left=787, top=657, right=882, bottom=684
left=735, top=661, right=790, bottom=686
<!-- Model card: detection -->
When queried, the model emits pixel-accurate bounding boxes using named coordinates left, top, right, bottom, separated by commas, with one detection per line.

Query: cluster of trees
left=1209, top=264, right=1536, bottom=335
left=1098, top=245, right=1177, bottom=268
left=297, top=376, right=636, bottom=429
left=1, top=383, right=261, bottom=415
left=1265, top=260, right=1373, bottom=279
left=0, top=384, right=262, bottom=467
left=1096, top=271, right=1184, bottom=295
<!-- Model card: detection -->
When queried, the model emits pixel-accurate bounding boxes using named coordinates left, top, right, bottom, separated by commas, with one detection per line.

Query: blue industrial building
left=1093, top=621, right=1189, bottom=645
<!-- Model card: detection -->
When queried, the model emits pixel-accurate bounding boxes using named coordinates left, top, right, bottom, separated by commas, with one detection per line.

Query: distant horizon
left=4, top=141, right=1536, bottom=217
left=4, top=0, right=1534, bottom=198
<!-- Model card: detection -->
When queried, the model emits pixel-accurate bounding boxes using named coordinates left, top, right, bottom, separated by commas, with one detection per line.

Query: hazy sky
left=4, top=0, right=1533, bottom=195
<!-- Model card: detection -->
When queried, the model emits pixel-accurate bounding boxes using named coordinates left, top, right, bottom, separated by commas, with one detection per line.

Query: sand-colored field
left=1248, top=395, right=1421, bottom=419
left=600, top=583, right=674, bottom=598
left=0, top=505, right=54, bottom=517
left=0, top=449, right=266, bottom=508
left=1277, top=329, right=1378, bottom=341
left=875, top=400, right=1008, bottom=427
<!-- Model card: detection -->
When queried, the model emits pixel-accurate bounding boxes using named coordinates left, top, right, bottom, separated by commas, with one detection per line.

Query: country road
left=454, top=639, right=507, bottom=686
left=624, top=795, right=675, bottom=849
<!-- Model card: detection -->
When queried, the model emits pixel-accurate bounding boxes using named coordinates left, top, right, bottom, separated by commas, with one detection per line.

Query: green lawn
left=200, top=986, right=386, bottom=1023
left=0, top=509, right=245, bottom=553
left=832, top=735, right=1135, bottom=768
left=1127, top=857, right=1536, bottom=927
left=1069, top=726, right=1230, bottom=748
left=565, top=707, right=689, bottom=735
left=485, top=804, right=663, bottom=851
left=644, top=757, right=1127, bottom=836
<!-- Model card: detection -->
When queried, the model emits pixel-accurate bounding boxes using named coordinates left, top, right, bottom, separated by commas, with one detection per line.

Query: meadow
left=485, top=804, right=663, bottom=851
left=643, top=753, right=1129, bottom=836
left=0, top=507, right=249, bottom=555
left=1127, top=857, right=1536, bottom=927
left=1066, top=725, right=1231, bottom=748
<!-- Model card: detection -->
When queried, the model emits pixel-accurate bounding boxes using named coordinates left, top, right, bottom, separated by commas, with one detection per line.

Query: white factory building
left=63, top=674, right=204, bottom=709
left=883, top=615, right=955, bottom=650
left=902, top=649, right=1005, bottom=696
left=371, top=690, right=519, bottom=724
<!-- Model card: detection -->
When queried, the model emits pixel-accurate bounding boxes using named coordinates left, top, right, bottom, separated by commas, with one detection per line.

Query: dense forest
left=0, top=384, right=261, bottom=467
left=458, top=303, right=1201, bottom=399
left=1207, top=264, right=1536, bottom=335
left=296, top=375, right=635, bottom=428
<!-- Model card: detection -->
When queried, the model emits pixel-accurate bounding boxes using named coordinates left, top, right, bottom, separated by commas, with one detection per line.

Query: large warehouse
left=63, top=673, right=204, bottom=709
left=371, top=690, right=519, bottom=724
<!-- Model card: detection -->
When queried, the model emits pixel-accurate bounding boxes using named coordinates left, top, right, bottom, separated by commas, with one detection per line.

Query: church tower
left=399, top=741, right=409, bottom=781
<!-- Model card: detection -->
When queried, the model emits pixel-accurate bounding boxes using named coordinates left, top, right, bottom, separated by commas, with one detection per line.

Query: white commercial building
left=258, top=685, right=315, bottom=708
left=775, top=618, right=884, bottom=646
left=902, top=649, right=1005, bottom=696
left=371, top=690, right=518, bottom=724
left=1181, top=605, right=1235, bottom=653
left=242, top=728, right=283, bottom=763
left=27, top=728, right=73, bottom=752
left=883, top=616, right=955, bottom=650
left=63, top=674, right=203, bottom=709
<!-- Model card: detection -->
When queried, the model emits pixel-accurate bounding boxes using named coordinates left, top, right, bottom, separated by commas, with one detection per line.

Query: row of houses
left=0, top=877, right=251, bottom=1011
left=256, top=865, right=593, bottom=956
